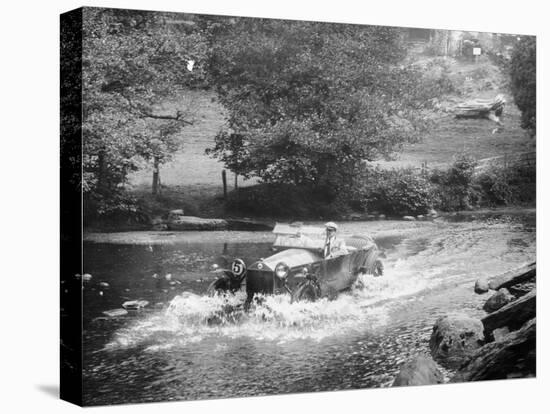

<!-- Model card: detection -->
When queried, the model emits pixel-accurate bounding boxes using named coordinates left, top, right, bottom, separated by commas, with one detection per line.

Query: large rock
left=474, top=278, right=490, bottom=294
left=392, top=355, right=444, bottom=387
left=452, top=318, right=536, bottom=382
left=429, top=314, right=485, bottom=369
left=483, top=288, right=514, bottom=313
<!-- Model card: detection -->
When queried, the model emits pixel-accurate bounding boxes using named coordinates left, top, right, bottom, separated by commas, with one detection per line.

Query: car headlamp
left=275, top=262, right=289, bottom=279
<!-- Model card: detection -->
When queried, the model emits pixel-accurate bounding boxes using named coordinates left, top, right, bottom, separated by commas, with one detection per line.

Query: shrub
left=430, top=154, right=478, bottom=211
left=358, top=168, right=435, bottom=216
left=415, top=58, right=462, bottom=99
left=475, top=162, right=536, bottom=206
left=225, top=183, right=341, bottom=219
left=84, top=190, right=149, bottom=227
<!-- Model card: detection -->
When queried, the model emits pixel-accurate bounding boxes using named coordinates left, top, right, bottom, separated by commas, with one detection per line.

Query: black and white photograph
left=58, top=5, right=540, bottom=407
left=4, top=1, right=547, bottom=413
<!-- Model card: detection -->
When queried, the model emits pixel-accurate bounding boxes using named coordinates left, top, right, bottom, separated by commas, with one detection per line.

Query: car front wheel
left=291, top=282, right=320, bottom=303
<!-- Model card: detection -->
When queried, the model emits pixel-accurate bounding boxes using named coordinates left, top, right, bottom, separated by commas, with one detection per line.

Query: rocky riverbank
left=392, top=262, right=536, bottom=386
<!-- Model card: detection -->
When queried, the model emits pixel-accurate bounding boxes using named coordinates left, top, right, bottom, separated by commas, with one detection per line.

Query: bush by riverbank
left=84, top=153, right=535, bottom=231
left=222, top=157, right=535, bottom=220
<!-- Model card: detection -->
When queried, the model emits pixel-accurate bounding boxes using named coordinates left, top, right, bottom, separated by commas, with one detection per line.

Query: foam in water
left=104, top=260, right=437, bottom=352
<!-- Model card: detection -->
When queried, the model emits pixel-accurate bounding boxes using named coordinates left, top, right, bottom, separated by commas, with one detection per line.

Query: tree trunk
left=152, top=156, right=160, bottom=195
left=222, top=170, right=227, bottom=200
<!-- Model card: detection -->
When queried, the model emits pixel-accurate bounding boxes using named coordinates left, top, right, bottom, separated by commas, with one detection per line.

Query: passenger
left=322, top=222, right=348, bottom=258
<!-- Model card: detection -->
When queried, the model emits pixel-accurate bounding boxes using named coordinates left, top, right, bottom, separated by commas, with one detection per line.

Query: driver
left=323, top=222, right=348, bottom=258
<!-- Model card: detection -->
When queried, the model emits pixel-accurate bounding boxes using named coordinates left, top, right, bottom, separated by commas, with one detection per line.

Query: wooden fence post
left=222, top=170, right=227, bottom=200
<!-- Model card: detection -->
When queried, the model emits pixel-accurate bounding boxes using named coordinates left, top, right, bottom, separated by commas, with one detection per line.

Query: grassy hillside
left=127, top=89, right=252, bottom=218
left=374, top=56, right=535, bottom=170
left=129, top=89, right=228, bottom=188
left=127, top=55, right=535, bottom=218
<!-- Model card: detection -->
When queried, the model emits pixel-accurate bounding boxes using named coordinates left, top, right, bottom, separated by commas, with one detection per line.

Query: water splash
left=105, top=288, right=394, bottom=350
left=103, top=218, right=535, bottom=353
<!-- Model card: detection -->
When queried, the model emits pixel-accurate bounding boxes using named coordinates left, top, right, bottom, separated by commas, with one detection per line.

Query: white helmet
left=325, top=221, right=338, bottom=231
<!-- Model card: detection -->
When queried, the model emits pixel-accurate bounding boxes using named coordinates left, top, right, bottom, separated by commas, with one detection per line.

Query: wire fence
left=406, top=151, right=536, bottom=177
left=473, top=151, right=536, bottom=173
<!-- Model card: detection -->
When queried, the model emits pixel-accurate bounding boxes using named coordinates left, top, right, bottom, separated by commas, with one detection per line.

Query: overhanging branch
left=138, top=109, right=193, bottom=125
left=119, top=93, right=194, bottom=125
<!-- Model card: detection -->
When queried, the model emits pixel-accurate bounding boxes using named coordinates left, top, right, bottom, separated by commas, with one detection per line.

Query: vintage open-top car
left=207, top=223, right=383, bottom=306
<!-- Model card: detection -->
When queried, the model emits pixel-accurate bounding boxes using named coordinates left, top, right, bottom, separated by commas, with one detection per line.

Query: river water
left=81, top=215, right=535, bottom=405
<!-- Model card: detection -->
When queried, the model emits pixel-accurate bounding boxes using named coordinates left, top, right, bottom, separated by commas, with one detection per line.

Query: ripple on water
left=83, top=217, right=536, bottom=405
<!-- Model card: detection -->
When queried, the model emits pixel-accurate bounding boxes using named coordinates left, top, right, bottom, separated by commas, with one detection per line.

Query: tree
left=510, top=36, right=536, bottom=137
left=207, top=19, right=437, bottom=193
left=81, top=8, right=209, bottom=215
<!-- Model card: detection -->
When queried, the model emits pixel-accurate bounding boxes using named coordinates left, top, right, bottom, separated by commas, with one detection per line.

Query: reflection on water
left=81, top=218, right=535, bottom=405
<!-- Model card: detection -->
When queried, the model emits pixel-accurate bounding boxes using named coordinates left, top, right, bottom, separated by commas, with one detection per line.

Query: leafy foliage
left=82, top=8, right=210, bottom=218
left=476, top=162, right=536, bottom=206
left=225, top=183, right=352, bottom=219
left=207, top=20, right=438, bottom=191
left=429, top=154, right=478, bottom=211
left=510, top=36, right=536, bottom=136
left=355, top=168, right=435, bottom=216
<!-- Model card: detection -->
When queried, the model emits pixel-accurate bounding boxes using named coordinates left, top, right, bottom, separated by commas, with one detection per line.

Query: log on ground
left=452, top=318, right=536, bottom=382
left=488, top=263, right=536, bottom=291
left=482, top=289, right=536, bottom=337
left=167, top=216, right=229, bottom=231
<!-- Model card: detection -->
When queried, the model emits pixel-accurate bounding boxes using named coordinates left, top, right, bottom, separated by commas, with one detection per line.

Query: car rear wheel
left=291, top=282, right=320, bottom=303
